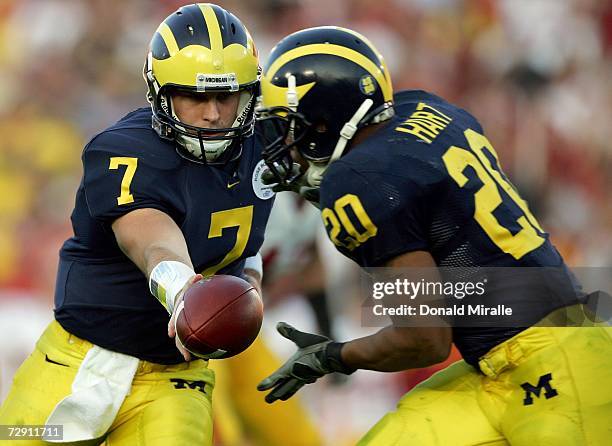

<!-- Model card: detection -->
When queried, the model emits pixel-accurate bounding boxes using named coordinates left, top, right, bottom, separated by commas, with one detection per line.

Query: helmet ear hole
left=314, top=121, right=327, bottom=133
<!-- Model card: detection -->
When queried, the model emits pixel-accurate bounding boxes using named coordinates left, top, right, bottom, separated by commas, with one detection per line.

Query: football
left=175, top=275, right=263, bottom=359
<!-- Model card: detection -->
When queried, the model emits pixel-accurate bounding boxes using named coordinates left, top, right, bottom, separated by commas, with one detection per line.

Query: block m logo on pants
left=521, top=373, right=558, bottom=406
left=170, top=378, right=207, bottom=395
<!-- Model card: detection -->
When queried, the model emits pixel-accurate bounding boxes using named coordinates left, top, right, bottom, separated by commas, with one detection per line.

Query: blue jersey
left=56, top=107, right=274, bottom=364
left=319, top=90, right=579, bottom=364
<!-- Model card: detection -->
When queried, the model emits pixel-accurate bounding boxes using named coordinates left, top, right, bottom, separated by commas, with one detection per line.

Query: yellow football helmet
left=144, top=3, right=260, bottom=164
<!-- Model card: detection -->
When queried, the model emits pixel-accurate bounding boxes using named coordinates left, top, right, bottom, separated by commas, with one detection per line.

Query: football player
left=0, top=4, right=274, bottom=445
left=255, top=27, right=612, bottom=445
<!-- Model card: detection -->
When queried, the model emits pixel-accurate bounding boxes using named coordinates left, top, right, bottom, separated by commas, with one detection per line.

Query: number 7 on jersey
left=109, top=157, right=138, bottom=205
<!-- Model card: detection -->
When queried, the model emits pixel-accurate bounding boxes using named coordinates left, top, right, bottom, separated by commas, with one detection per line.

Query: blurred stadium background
left=0, top=0, right=610, bottom=445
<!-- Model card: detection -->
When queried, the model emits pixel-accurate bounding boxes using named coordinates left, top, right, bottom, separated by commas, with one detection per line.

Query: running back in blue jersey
left=319, top=90, right=579, bottom=364
left=56, top=107, right=274, bottom=364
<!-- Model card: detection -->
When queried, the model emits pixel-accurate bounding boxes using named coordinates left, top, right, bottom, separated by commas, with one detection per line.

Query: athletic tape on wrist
left=149, top=261, right=195, bottom=314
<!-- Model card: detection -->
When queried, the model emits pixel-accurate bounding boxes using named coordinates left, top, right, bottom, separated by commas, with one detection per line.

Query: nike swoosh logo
left=45, top=354, right=69, bottom=367
left=227, top=181, right=240, bottom=189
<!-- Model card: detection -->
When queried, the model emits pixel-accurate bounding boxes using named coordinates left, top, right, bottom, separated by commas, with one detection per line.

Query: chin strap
left=307, top=98, right=374, bottom=187
left=331, top=98, right=374, bottom=163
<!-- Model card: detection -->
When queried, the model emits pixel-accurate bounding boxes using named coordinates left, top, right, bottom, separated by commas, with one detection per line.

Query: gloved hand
left=257, top=322, right=355, bottom=403
left=261, top=164, right=320, bottom=206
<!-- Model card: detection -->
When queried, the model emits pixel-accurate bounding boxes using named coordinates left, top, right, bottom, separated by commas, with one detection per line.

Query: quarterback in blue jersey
left=256, top=27, right=612, bottom=445
left=0, top=4, right=274, bottom=445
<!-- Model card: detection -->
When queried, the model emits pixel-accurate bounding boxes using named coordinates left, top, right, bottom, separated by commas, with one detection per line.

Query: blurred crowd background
left=0, top=0, right=610, bottom=444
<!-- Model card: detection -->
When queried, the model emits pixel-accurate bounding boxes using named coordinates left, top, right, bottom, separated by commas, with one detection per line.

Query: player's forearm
left=112, top=208, right=193, bottom=276
left=339, top=250, right=450, bottom=372
left=340, top=326, right=451, bottom=372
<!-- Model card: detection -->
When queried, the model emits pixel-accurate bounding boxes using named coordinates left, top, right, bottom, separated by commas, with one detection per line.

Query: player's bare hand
left=168, top=274, right=203, bottom=361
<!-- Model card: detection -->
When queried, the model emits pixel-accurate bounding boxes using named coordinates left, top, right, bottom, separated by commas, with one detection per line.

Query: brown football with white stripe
left=175, top=275, right=263, bottom=359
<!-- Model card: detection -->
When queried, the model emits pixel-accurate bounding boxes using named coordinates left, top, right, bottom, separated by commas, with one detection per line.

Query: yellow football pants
left=358, top=326, right=612, bottom=445
left=210, top=334, right=323, bottom=446
left=0, top=321, right=214, bottom=446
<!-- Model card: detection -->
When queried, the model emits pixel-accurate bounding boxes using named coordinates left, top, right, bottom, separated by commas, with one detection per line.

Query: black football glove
left=257, top=322, right=355, bottom=403
left=261, top=164, right=320, bottom=206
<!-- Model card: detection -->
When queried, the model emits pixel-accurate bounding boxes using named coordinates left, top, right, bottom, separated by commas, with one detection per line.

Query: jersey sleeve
left=319, top=161, right=430, bottom=267
left=82, top=133, right=183, bottom=225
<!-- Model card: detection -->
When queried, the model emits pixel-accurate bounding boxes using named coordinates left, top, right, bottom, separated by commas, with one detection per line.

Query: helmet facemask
left=166, top=87, right=256, bottom=164
left=257, top=106, right=313, bottom=186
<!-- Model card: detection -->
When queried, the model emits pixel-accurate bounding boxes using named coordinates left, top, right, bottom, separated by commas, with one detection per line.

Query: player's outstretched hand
left=168, top=274, right=203, bottom=361
left=257, top=322, right=353, bottom=403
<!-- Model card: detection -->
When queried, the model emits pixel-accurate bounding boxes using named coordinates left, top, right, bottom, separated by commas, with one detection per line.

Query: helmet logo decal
left=196, top=73, right=239, bottom=92
left=359, top=75, right=376, bottom=95
left=252, top=159, right=275, bottom=200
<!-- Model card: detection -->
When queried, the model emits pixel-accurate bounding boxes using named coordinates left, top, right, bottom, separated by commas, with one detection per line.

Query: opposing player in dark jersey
left=0, top=4, right=274, bottom=445
left=255, top=27, right=612, bottom=445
